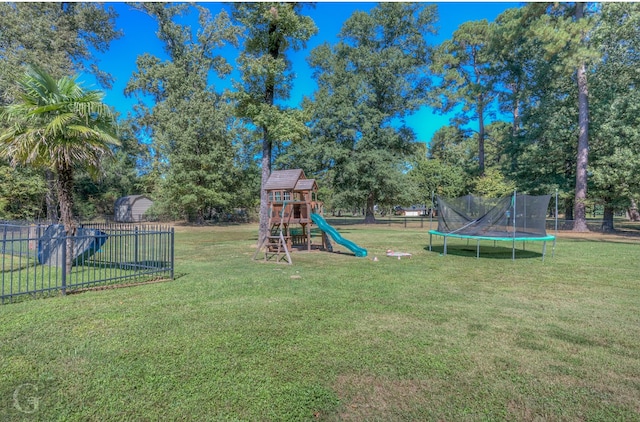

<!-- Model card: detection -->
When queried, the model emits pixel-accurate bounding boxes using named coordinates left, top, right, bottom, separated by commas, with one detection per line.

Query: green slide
left=311, top=213, right=367, bottom=257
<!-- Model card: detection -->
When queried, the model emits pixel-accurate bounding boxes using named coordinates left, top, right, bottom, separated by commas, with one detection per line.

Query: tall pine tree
left=126, top=4, right=243, bottom=223
left=232, top=3, right=317, bottom=242
left=307, top=3, right=436, bottom=223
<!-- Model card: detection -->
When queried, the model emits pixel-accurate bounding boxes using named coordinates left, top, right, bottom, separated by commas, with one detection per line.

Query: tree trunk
left=573, top=2, right=590, bottom=232
left=512, top=90, right=520, bottom=135
left=258, top=129, right=271, bottom=246
left=45, top=169, right=59, bottom=222
left=257, top=10, right=282, bottom=246
left=628, top=198, right=640, bottom=221
left=477, top=99, right=486, bottom=176
left=564, top=196, right=574, bottom=221
left=196, top=208, right=205, bottom=225
left=364, top=193, right=376, bottom=224
left=57, top=166, right=77, bottom=280
left=602, top=203, right=615, bottom=232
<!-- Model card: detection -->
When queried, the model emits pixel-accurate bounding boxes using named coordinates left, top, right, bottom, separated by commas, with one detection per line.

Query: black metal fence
left=323, top=215, right=627, bottom=233
left=546, top=219, right=617, bottom=232
left=323, top=215, right=437, bottom=229
left=1, top=222, right=174, bottom=304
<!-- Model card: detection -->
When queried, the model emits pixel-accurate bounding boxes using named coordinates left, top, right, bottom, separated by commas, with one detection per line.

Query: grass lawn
left=1, top=222, right=639, bottom=421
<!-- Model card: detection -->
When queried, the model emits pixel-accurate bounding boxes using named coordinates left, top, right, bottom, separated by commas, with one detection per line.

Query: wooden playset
left=255, top=169, right=367, bottom=263
left=262, top=169, right=325, bottom=254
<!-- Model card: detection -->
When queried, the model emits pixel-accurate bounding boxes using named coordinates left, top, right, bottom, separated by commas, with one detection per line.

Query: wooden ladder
left=253, top=229, right=292, bottom=265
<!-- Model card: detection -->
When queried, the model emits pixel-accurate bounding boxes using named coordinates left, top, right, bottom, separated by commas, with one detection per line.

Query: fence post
left=61, top=236, right=67, bottom=296
left=170, top=227, right=175, bottom=280
left=134, top=226, right=139, bottom=265
left=2, top=224, right=6, bottom=254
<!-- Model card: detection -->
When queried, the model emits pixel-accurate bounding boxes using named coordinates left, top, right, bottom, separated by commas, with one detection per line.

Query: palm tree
left=0, top=65, right=119, bottom=275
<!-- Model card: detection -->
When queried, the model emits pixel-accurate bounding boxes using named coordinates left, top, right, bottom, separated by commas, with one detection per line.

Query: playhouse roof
left=294, top=178, right=317, bottom=191
left=264, top=169, right=306, bottom=190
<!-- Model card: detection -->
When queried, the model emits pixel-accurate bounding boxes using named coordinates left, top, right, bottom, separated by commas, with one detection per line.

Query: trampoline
left=428, top=192, right=556, bottom=260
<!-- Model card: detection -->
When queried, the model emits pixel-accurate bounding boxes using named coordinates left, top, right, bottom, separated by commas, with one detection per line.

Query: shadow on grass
left=425, top=244, right=545, bottom=260
left=1, top=262, right=35, bottom=273
left=66, top=276, right=177, bottom=295
left=81, top=260, right=172, bottom=270
left=557, top=232, right=640, bottom=246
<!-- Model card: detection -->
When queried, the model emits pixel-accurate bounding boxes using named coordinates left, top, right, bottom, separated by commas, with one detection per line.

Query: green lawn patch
left=1, top=223, right=639, bottom=420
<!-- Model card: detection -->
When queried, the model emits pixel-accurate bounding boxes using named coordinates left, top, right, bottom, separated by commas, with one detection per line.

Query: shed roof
left=115, top=195, right=152, bottom=207
left=264, top=169, right=305, bottom=191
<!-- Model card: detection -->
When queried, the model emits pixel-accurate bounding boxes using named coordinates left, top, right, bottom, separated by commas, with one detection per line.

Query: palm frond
left=0, top=65, right=120, bottom=178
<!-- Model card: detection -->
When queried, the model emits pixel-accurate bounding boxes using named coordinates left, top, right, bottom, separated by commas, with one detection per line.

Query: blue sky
left=85, top=2, right=520, bottom=144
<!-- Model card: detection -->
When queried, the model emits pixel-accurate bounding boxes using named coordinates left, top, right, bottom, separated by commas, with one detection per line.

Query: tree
left=407, top=156, right=468, bottom=207
left=512, top=70, right=579, bottom=216
left=0, top=2, right=121, bottom=220
left=307, top=2, right=436, bottom=223
left=232, top=3, right=317, bottom=242
left=429, top=125, right=474, bottom=169
left=431, top=19, right=496, bottom=176
left=524, top=3, right=598, bottom=231
left=0, top=164, right=47, bottom=220
left=0, top=2, right=121, bottom=104
left=573, top=3, right=591, bottom=232
left=125, top=3, right=243, bottom=223
left=73, top=117, right=150, bottom=219
left=487, top=3, right=600, bottom=220
left=0, top=65, right=119, bottom=275
left=587, top=2, right=640, bottom=229
left=470, top=168, right=516, bottom=198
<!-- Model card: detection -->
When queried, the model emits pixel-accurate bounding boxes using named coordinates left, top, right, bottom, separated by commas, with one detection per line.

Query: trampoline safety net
left=436, top=194, right=551, bottom=239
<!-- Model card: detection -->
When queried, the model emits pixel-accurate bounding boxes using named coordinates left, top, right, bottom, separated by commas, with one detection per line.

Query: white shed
left=114, top=195, right=153, bottom=223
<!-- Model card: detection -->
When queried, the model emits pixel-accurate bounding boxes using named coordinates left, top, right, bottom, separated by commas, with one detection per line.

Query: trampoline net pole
left=512, top=189, right=516, bottom=260
left=553, top=189, right=558, bottom=257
